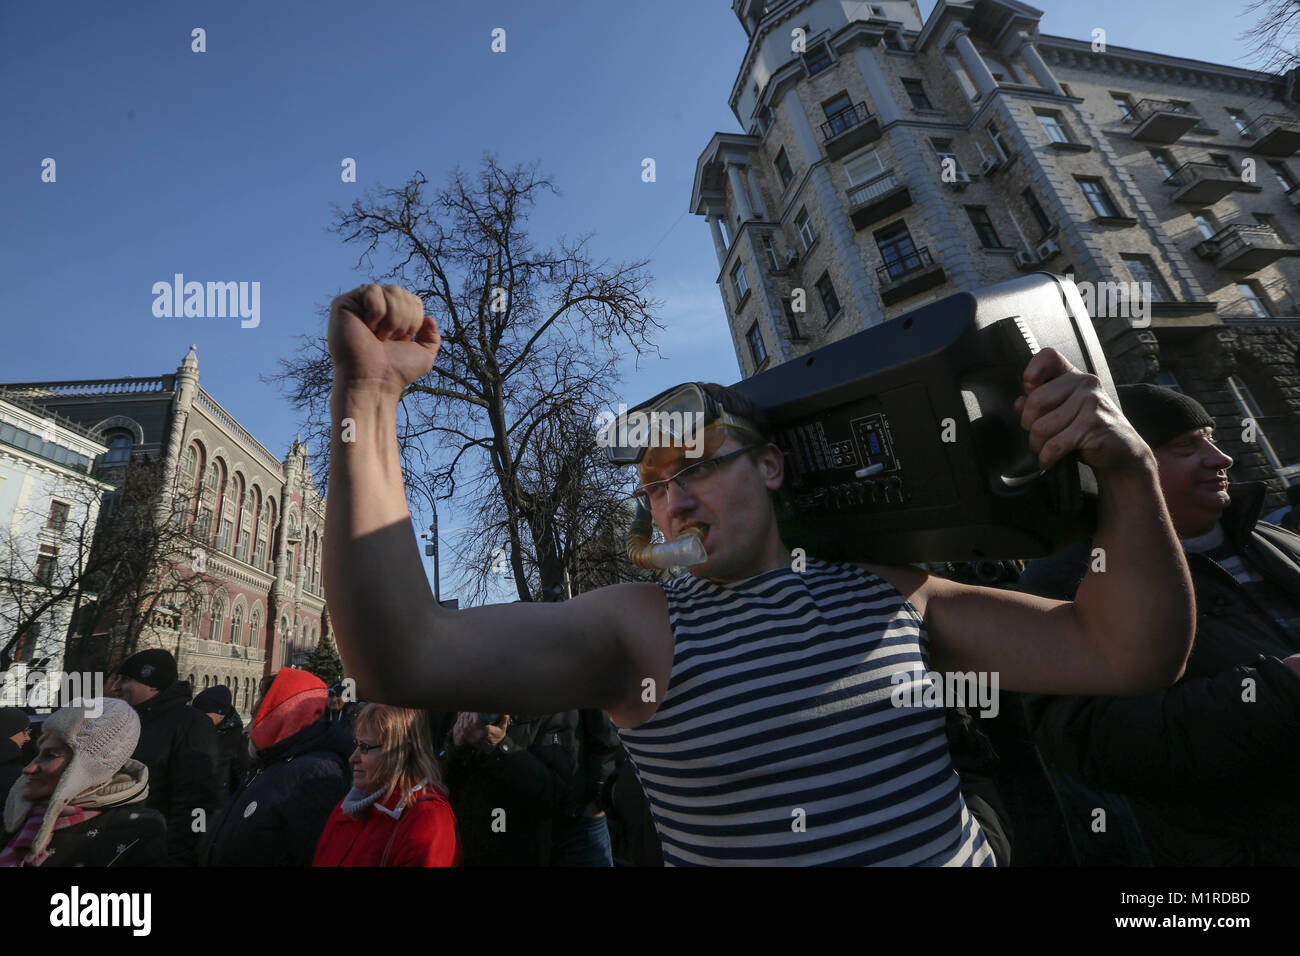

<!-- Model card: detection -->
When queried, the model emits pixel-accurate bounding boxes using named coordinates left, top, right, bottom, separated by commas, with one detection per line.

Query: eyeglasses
left=633, top=444, right=764, bottom=511
left=353, top=740, right=382, bottom=755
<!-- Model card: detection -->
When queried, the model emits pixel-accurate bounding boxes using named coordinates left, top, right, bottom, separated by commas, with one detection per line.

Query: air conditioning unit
left=980, top=156, right=1001, bottom=176
left=1036, top=239, right=1062, bottom=261
left=1015, top=250, right=1037, bottom=268
left=945, top=171, right=972, bottom=191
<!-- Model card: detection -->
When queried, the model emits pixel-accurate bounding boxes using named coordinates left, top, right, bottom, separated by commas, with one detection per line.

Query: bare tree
left=274, top=155, right=662, bottom=601
left=1242, top=1, right=1300, bottom=74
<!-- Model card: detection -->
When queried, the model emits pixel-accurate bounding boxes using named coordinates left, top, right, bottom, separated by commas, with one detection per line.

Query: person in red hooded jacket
left=313, top=703, right=459, bottom=867
left=199, top=669, right=352, bottom=866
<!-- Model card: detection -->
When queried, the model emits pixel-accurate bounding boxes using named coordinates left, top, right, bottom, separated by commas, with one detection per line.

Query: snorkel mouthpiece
left=628, top=503, right=708, bottom=570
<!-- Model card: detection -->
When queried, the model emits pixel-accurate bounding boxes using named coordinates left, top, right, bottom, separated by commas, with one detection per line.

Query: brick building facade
left=0, top=346, right=327, bottom=717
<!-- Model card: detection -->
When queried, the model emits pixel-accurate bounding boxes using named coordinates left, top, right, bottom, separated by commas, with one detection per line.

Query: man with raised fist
left=324, top=283, right=1195, bottom=866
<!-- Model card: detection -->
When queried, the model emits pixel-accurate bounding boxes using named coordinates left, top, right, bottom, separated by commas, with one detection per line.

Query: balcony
left=875, top=246, right=946, bottom=306
left=1123, top=98, right=1201, bottom=143
left=1241, top=113, right=1300, bottom=157
left=1163, top=161, right=1262, bottom=205
left=820, top=102, right=881, bottom=160
left=1194, top=223, right=1300, bottom=273
left=846, top=170, right=912, bottom=230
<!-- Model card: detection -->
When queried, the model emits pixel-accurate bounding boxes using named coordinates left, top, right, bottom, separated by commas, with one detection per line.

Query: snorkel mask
left=600, top=383, right=766, bottom=570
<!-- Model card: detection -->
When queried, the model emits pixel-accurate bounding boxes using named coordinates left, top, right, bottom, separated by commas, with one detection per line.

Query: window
left=901, top=78, right=933, bottom=111
left=758, top=104, right=774, bottom=135
left=1192, top=213, right=1218, bottom=240
left=204, top=462, right=220, bottom=492
left=761, top=234, right=780, bottom=271
left=822, top=92, right=857, bottom=136
left=210, top=601, right=225, bottom=644
left=1121, top=255, right=1172, bottom=302
left=230, top=606, right=243, bottom=644
left=1022, top=188, right=1052, bottom=236
left=181, top=446, right=198, bottom=484
left=1155, top=369, right=1183, bottom=393
left=254, top=536, right=266, bottom=569
left=1226, top=108, right=1251, bottom=136
left=782, top=298, right=803, bottom=339
left=746, top=323, right=767, bottom=368
left=1077, top=177, right=1121, bottom=218
left=1149, top=149, right=1176, bottom=178
left=47, top=500, right=70, bottom=533
left=843, top=148, right=884, bottom=186
left=1268, top=161, right=1297, bottom=191
left=1236, top=282, right=1271, bottom=318
left=883, top=30, right=905, bottom=52
left=1110, top=93, right=1135, bottom=121
left=874, top=221, right=920, bottom=281
left=249, top=611, right=260, bottom=649
left=775, top=148, right=794, bottom=189
left=236, top=530, right=250, bottom=562
left=1207, top=153, right=1234, bottom=171
left=930, top=138, right=965, bottom=177
left=13, top=625, right=39, bottom=663
left=966, top=207, right=1003, bottom=249
left=795, top=208, right=816, bottom=250
left=731, top=261, right=749, bottom=301
left=987, top=123, right=1010, bottom=161
left=35, top=545, right=58, bottom=585
left=104, top=432, right=132, bottom=464
left=217, top=519, right=233, bottom=554
left=1036, top=111, right=1070, bottom=144
left=195, top=507, right=213, bottom=542
left=803, top=42, right=833, bottom=76
left=815, top=272, right=842, bottom=321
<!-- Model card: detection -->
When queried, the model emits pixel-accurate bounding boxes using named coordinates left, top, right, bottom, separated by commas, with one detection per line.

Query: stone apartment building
left=0, top=346, right=328, bottom=717
left=692, top=0, right=1300, bottom=504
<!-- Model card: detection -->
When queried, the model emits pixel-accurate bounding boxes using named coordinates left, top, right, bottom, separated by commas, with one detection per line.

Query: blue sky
left=0, top=0, right=1271, bottom=600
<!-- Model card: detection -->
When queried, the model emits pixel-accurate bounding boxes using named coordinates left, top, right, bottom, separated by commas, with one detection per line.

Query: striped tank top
left=616, top=558, right=995, bottom=866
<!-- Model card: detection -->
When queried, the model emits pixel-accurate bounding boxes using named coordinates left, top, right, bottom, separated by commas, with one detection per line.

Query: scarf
left=0, top=803, right=100, bottom=867
left=340, top=780, right=428, bottom=820
left=2, top=758, right=150, bottom=863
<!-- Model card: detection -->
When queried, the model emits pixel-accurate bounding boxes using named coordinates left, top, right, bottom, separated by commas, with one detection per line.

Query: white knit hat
left=2, top=697, right=141, bottom=856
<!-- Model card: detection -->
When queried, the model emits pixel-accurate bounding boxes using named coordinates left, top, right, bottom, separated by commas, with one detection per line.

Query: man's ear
left=758, top=443, right=784, bottom=491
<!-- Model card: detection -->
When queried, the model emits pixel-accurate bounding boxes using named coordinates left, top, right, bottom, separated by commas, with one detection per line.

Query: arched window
left=181, top=446, right=198, bottom=485
left=204, top=459, right=221, bottom=492
left=188, top=672, right=195, bottom=687
left=210, top=597, right=225, bottom=644
left=203, top=675, right=211, bottom=689
left=104, top=431, right=133, bottom=464
left=229, top=604, right=243, bottom=644
left=249, top=609, right=260, bottom=649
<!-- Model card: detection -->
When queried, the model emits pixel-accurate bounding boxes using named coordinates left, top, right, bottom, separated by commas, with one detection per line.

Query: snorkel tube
left=627, top=502, right=707, bottom=570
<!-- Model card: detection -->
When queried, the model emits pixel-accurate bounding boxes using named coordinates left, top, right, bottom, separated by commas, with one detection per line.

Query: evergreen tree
left=305, top=630, right=343, bottom=687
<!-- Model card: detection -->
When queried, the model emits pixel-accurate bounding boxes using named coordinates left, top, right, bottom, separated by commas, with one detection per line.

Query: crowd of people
left=0, top=652, right=659, bottom=867
left=1, top=281, right=1297, bottom=868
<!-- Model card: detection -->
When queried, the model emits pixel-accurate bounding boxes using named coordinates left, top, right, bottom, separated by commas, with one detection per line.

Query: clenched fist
left=328, top=283, right=440, bottom=399
left=1013, top=348, right=1152, bottom=475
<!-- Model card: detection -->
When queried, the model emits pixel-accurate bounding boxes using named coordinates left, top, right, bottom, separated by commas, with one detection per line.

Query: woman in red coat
left=313, top=704, right=459, bottom=867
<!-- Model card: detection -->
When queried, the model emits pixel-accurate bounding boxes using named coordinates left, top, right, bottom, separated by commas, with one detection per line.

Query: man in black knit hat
left=1018, top=383, right=1300, bottom=865
left=110, top=649, right=220, bottom=865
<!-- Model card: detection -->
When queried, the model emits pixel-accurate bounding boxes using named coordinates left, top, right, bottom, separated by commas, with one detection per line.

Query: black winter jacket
left=211, top=710, right=250, bottom=806
left=1017, top=481, right=1300, bottom=865
left=131, top=681, right=220, bottom=866
left=198, top=717, right=352, bottom=867
left=441, top=712, right=577, bottom=866
left=2, top=803, right=168, bottom=867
